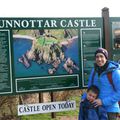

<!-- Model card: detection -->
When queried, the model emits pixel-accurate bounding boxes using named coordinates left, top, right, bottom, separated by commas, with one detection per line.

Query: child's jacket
left=78, top=99, right=108, bottom=120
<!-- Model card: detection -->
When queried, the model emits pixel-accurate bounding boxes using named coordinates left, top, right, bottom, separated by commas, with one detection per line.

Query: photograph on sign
left=111, top=20, right=120, bottom=63
left=112, top=22, right=120, bottom=49
left=13, top=29, right=79, bottom=77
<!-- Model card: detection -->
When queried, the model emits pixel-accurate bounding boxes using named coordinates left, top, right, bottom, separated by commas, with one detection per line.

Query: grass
left=37, top=37, right=58, bottom=46
left=21, top=113, right=54, bottom=120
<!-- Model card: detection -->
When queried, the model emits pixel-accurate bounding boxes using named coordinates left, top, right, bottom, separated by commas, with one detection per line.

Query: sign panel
left=0, top=30, right=12, bottom=94
left=18, top=100, right=76, bottom=116
left=110, top=18, right=120, bottom=62
left=0, top=18, right=103, bottom=95
left=81, top=28, right=102, bottom=87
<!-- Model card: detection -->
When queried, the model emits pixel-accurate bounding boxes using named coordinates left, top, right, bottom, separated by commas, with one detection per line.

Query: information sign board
left=0, top=18, right=103, bottom=95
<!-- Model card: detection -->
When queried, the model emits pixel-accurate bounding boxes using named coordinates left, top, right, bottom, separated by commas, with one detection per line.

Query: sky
left=0, top=0, right=120, bottom=17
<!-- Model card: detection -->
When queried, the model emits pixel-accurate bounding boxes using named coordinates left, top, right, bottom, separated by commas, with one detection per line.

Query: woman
left=87, top=48, right=120, bottom=120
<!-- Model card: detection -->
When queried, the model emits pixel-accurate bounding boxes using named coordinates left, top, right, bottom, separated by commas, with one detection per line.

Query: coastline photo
left=13, top=29, right=80, bottom=78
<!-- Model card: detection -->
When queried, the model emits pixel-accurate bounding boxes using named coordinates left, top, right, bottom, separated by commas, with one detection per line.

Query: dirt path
left=58, top=116, right=78, bottom=120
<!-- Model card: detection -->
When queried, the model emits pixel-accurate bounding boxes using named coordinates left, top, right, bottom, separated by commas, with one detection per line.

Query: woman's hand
left=92, top=99, right=102, bottom=107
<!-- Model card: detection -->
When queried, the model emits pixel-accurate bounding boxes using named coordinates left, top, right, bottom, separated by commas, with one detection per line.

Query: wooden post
left=39, top=93, right=43, bottom=103
left=102, top=7, right=111, bottom=59
left=18, top=95, right=23, bottom=120
left=50, top=92, right=56, bottom=118
left=19, top=95, right=23, bottom=105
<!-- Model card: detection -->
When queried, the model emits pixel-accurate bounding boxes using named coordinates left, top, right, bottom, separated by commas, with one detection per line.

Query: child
left=78, top=85, right=108, bottom=120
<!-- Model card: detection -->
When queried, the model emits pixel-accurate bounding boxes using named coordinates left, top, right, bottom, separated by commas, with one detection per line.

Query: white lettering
left=91, top=20, right=96, bottom=27
left=51, top=20, right=57, bottom=27
left=85, top=20, right=91, bottom=27
left=79, top=20, right=85, bottom=27
left=0, top=20, right=4, bottom=28
left=21, top=20, right=29, bottom=28
left=29, top=20, right=36, bottom=27
left=74, top=20, right=79, bottom=27
left=13, top=20, right=21, bottom=27
left=37, top=20, right=43, bottom=27
left=0, top=19, right=97, bottom=28
left=44, top=20, right=50, bottom=27
left=6, top=20, right=13, bottom=27
left=60, top=20, right=66, bottom=27
left=67, top=20, right=74, bottom=27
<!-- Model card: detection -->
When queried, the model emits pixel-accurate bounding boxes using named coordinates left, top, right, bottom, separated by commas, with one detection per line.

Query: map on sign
left=13, top=29, right=79, bottom=77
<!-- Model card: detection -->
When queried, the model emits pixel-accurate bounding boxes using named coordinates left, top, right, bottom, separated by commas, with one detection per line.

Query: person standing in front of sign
left=78, top=85, right=108, bottom=120
left=86, top=48, right=120, bottom=120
